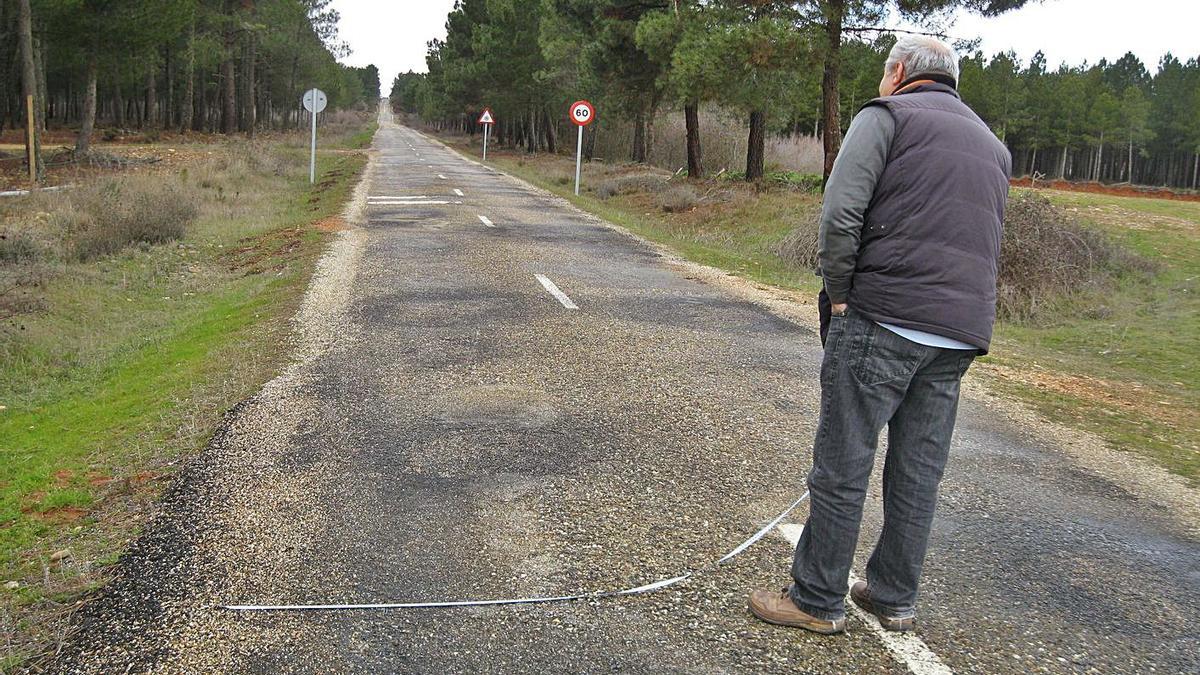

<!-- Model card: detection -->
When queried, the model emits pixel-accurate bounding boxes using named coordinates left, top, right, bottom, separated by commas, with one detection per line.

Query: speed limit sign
left=569, top=100, right=595, bottom=127
left=569, top=100, right=595, bottom=195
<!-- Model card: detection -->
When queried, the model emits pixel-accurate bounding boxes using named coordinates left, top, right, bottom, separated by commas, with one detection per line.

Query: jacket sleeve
left=818, top=105, right=894, bottom=304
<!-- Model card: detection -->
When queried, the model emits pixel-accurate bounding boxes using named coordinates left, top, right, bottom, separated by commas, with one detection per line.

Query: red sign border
left=478, top=107, right=496, bottom=125
left=569, top=100, right=595, bottom=127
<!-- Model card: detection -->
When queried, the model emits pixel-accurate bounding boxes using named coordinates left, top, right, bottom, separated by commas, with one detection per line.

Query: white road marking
left=454, top=189, right=464, bottom=197
left=371, top=200, right=454, bottom=206
left=777, top=523, right=804, bottom=545
left=438, top=174, right=448, bottom=180
left=370, top=195, right=430, bottom=200
left=535, top=274, right=579, bottom=310
left=477, top=215, right=494, bottom=227
left=776, top=525, right=953, bottom=675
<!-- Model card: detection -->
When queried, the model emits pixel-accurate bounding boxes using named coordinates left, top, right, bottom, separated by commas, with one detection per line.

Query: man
left=749, top=36, right=1011, bottom=634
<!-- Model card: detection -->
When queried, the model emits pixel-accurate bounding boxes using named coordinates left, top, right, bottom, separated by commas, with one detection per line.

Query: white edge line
left=477, top=215, right=494, bottom=227
left=438, top=174, right=448, bottom=179
left=534, top=274, right=579, bottom=310
left=369, top=196, right=430, bottom=200
left=775, top=526, right=953, bottom=675
left=454, top=189, right=465, bottom=196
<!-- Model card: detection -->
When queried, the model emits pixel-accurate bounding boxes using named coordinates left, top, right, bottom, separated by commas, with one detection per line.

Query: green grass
left=989, top=189, right=1200, bottom=480
left=442, top=137, right=1199, bottom=484
left=0, top=122, right=371, bottom=665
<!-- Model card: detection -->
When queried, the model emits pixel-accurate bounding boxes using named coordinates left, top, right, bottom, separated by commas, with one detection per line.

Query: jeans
left=790, top=309, right=976, bottom=621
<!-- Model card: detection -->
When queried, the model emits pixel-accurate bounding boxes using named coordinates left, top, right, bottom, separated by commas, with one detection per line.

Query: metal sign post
left=478, top=108, right=495, bottom=161
left=569, top=100, right=595, bottom=196
left=302, top=88, right=328, bottom=184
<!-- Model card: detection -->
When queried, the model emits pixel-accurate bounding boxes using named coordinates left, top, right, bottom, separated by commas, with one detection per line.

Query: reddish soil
left=32, top=507, right=87, bottom=525
left=1012, top=177, right=1200, bottom=202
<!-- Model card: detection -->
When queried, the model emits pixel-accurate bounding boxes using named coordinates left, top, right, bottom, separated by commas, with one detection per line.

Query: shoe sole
left=748, top=601, right=845, bottom=635
left=850, top=590, right=914, bottom=632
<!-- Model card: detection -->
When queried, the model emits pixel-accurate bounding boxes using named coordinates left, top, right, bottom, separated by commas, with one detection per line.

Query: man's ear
left=891, top=63, right=906, bottom=93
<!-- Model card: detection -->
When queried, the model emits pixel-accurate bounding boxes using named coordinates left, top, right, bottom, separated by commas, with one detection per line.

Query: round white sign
left=303, top=88, right=328, bottom=114
left=570, top=100, right=595, bottom=127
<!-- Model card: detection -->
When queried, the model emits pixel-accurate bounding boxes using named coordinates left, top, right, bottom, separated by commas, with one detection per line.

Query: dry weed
left=52, top=177, right=199, bottom=261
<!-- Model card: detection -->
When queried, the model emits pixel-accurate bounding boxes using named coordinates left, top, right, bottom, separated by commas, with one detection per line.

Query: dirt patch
left=224, top=227, right=309, bottom=275
left=313, top=216, right=350, bottom=232
left=1012, top=178, right=1200, bottom=202
left=32, top=506, right=87, bottom=525
left=1053, top=199, right=1198, bottom=236
left=975, top=360, right=1192, bottom=434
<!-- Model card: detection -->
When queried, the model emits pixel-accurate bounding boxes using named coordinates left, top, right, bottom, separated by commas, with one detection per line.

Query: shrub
left=771, top=192, right=1155, bottom=322
left=0, top=229, right=45, bottom=264
left=657, top=185, right=699, bottom=213
left=56, top=178, right=199, bottom=261
left=998, top=192, right=1155, bottom=320
left=719, top=170, right=823, bottom=192
left=595, top=173, right=669, bottom=199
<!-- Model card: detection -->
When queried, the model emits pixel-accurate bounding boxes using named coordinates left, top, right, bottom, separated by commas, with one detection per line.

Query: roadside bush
left=658, top=185, right=699, bottom=213
left=772, top=193, right=1156, bottom=321
left=55, top=178, right=199, bottom=261
left=998, top=192, right=1156, bottom=320
left=0, top=229, right=45, bottom=263
left=595, top=173, right=669, bottom=199
left=720, top=170, right=823, bottom=192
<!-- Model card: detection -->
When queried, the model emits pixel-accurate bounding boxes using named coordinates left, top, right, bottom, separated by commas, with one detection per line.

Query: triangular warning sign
left=478, top=109, right=495, bottom=125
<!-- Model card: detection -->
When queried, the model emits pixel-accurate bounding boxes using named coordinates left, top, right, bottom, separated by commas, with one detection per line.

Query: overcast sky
left=332, top=0, right=1199, bottom=96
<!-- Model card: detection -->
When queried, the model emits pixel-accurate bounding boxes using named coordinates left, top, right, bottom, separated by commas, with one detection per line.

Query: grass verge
left=0, top=118, right=371, bottom=667
left=437, top=132, right=1198, bottom=485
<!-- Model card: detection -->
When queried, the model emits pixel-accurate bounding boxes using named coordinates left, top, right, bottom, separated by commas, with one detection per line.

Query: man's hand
left=831, top=303, right=849, bottom=316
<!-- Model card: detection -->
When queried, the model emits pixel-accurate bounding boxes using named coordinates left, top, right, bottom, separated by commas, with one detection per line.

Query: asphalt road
left=49, top=110, right=1199, bottom=674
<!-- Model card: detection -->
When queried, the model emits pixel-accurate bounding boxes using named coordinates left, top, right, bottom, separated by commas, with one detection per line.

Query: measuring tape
left=222, top=491, right=810, bottom=612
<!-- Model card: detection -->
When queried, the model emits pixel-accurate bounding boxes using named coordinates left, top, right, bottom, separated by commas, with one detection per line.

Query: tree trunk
left=632, top=110, right=647, bottom=163
left=1193, top=152, right=1198, bottom=190
left=243, top=4, right=257, bottom=136
left=1058, top=145, right=1068, bottom=179
left=526, top=108, right=537, bottom=153
left=1095, top=133, right=1104, bottom=181
left=166, top=49, right=175, bottom=128
left=541, top=107, right=556, bottom=154
left=221, top=0, right=237, bottom=134
left=145, top=64, right=158, bottom=128
left=75, top=53, right=98, bottom=154
left=182, top=24, right=195, bottom=132
left=1128, top=134, right=1134, bottom=183
left=34, top=34, right=48, bottom=132
left=684, top=101, right=703, bottom=179
left=820, top=0, right=845, bottom=184
left=746, top=109, right=766, bottom=181
left=17, top=0, right=41, bottom=179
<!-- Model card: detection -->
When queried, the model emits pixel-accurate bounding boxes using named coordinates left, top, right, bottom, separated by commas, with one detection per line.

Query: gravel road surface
left=47, top=110, right=1199, bottom=674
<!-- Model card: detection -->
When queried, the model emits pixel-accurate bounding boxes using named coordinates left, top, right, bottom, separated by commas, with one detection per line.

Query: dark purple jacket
left=845, top=82, right=1011, bottom=351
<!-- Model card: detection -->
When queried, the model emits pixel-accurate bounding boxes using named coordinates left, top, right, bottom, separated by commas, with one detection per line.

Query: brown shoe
left=748, top=587, right=846, bottom=635
left=850, top=581, right=915, bottom=632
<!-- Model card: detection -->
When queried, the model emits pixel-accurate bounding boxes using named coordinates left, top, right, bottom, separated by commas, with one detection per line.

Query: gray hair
left=885, top=36, right=960, bottom=83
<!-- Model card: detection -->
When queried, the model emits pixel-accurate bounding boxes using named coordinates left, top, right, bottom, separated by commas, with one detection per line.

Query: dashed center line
left=535, top=274, right=579, bottom=310
left=438, top=174, right=448, bottom=180
left=477, top=215, right=494, bottom=227
left=454, top=189, right=465, bottom=197
left=776, top=526, right=952, bottom=675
